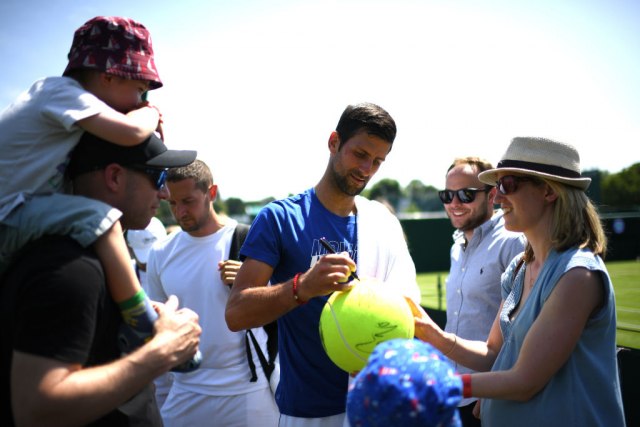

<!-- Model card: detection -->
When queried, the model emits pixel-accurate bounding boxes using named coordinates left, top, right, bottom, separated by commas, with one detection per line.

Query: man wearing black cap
left=0, top=133, right=202, bottom=426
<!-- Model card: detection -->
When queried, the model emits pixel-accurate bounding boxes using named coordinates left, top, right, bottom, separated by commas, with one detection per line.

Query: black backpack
left=229, top=224, right=278, bottom=381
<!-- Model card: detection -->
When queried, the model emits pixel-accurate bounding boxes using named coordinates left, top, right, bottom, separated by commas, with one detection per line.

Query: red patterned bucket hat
left=63, top=16, right=162, bottom=89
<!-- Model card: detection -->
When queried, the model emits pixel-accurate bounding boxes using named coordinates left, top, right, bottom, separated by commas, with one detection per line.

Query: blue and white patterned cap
left=347, top=338, right=463, bottom=427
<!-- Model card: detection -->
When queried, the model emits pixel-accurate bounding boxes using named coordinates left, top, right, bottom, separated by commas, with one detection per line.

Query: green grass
left=609, top=261, right=640, bottom=348
left=417, top=260, right=640, bottom=349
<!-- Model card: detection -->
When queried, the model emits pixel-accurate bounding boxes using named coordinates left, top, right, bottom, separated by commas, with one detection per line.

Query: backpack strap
left=245, top=332, right=259, bottom=382
left=263, top=321, right=278, bottom=365
left=247, top=329, right=275, bottom=379
left=228, top=223, right=279, bottom=381
left=229, top=223, right=250, bottom=262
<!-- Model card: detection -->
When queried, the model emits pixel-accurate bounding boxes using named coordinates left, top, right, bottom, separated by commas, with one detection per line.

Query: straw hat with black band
left=478, top=136, right=591, bottom=191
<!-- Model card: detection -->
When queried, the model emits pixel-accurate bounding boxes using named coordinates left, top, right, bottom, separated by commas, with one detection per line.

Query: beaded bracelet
left=292, top=273, right=307, bottom=305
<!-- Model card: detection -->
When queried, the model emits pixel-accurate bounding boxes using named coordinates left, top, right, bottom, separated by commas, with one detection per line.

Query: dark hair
left=167, top=159, right=212, bottom=193
left=64, top=68, right=100, bottom=86
left=335, top=103, right=396, bottom=149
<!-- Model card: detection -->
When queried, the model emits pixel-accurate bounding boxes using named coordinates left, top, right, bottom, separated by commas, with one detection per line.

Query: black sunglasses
left=126, top=165, right=168, bottom=190
left=438, top=187, right=490, bottom=204
left=496, top=175, right=535, bottom=195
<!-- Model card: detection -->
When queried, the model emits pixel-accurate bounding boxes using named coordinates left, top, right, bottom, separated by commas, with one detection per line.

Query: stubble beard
left=177, top=215, right=205, bottom=233
left=330, top=163, right=368, bottom=197
left=455, top=199, right=491, bottom=232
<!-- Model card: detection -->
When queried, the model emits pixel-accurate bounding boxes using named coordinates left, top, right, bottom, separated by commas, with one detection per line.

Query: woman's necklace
left=528, top=261, right=539, bottom=289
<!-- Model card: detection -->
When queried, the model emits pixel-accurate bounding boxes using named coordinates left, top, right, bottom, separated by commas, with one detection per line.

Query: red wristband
left=292, top=273, right=307, bottom=305
left=461, top=374, right=472, bottom=398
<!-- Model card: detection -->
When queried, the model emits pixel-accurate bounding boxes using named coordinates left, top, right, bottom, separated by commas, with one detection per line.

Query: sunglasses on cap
left=438, top=187, right=491, bottom=204
left=126, top=165, right=168, bottom=190
left=496, top=175, right=537, bottom=195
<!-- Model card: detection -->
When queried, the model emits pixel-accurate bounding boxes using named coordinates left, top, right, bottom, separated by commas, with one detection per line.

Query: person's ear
left=104, top=163, right=125, bottom=191
left=328, top=131, right=340, bottom=154
left=99, top=72, right=114, bottom=87
left=543, top=183, right=559, bottom=203
left=208, top=184, right=218, bottom=202
left=487, top=186, right=497, bottom=205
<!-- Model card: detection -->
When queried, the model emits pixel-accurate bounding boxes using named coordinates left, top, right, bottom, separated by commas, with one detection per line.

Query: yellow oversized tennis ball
left=319, top=278, right=415, bottom=373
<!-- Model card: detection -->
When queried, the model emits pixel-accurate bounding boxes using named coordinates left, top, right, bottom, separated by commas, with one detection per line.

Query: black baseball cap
left=67, top=132, right=197, bottom=179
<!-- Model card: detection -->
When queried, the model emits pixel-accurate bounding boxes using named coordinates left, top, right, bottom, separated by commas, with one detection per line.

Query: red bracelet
left=292, top=273, right=307, bottom=305
left=461, top=374, right=472, bottom=398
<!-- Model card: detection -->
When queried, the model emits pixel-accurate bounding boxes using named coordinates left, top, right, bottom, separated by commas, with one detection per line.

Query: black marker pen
left=319, top=237, right=360, bottom=281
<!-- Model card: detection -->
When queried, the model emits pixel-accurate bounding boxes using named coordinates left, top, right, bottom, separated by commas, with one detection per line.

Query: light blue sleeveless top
left=482, top=248, right=625, bottom=427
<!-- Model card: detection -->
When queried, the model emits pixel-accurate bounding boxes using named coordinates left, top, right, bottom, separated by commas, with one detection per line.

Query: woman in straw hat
left=408, top=137, right=625, bottom=426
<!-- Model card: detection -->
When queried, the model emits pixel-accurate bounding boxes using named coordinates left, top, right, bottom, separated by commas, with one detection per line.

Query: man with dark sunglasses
left=439, top=157, right=526, bottom=426
left=125, top=165, right=169, bottom=190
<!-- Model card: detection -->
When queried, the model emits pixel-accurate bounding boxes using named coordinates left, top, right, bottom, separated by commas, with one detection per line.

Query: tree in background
left=404, top=179, right=441, bottom=213
left=225, top=197, right=246, bottom=217
left=366, top=178, right=403, bottom=212
left=602, top=163, right=640, bottom=211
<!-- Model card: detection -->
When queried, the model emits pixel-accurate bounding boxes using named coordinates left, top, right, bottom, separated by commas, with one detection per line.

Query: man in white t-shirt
left=145, top=159, right=278, bottom=426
